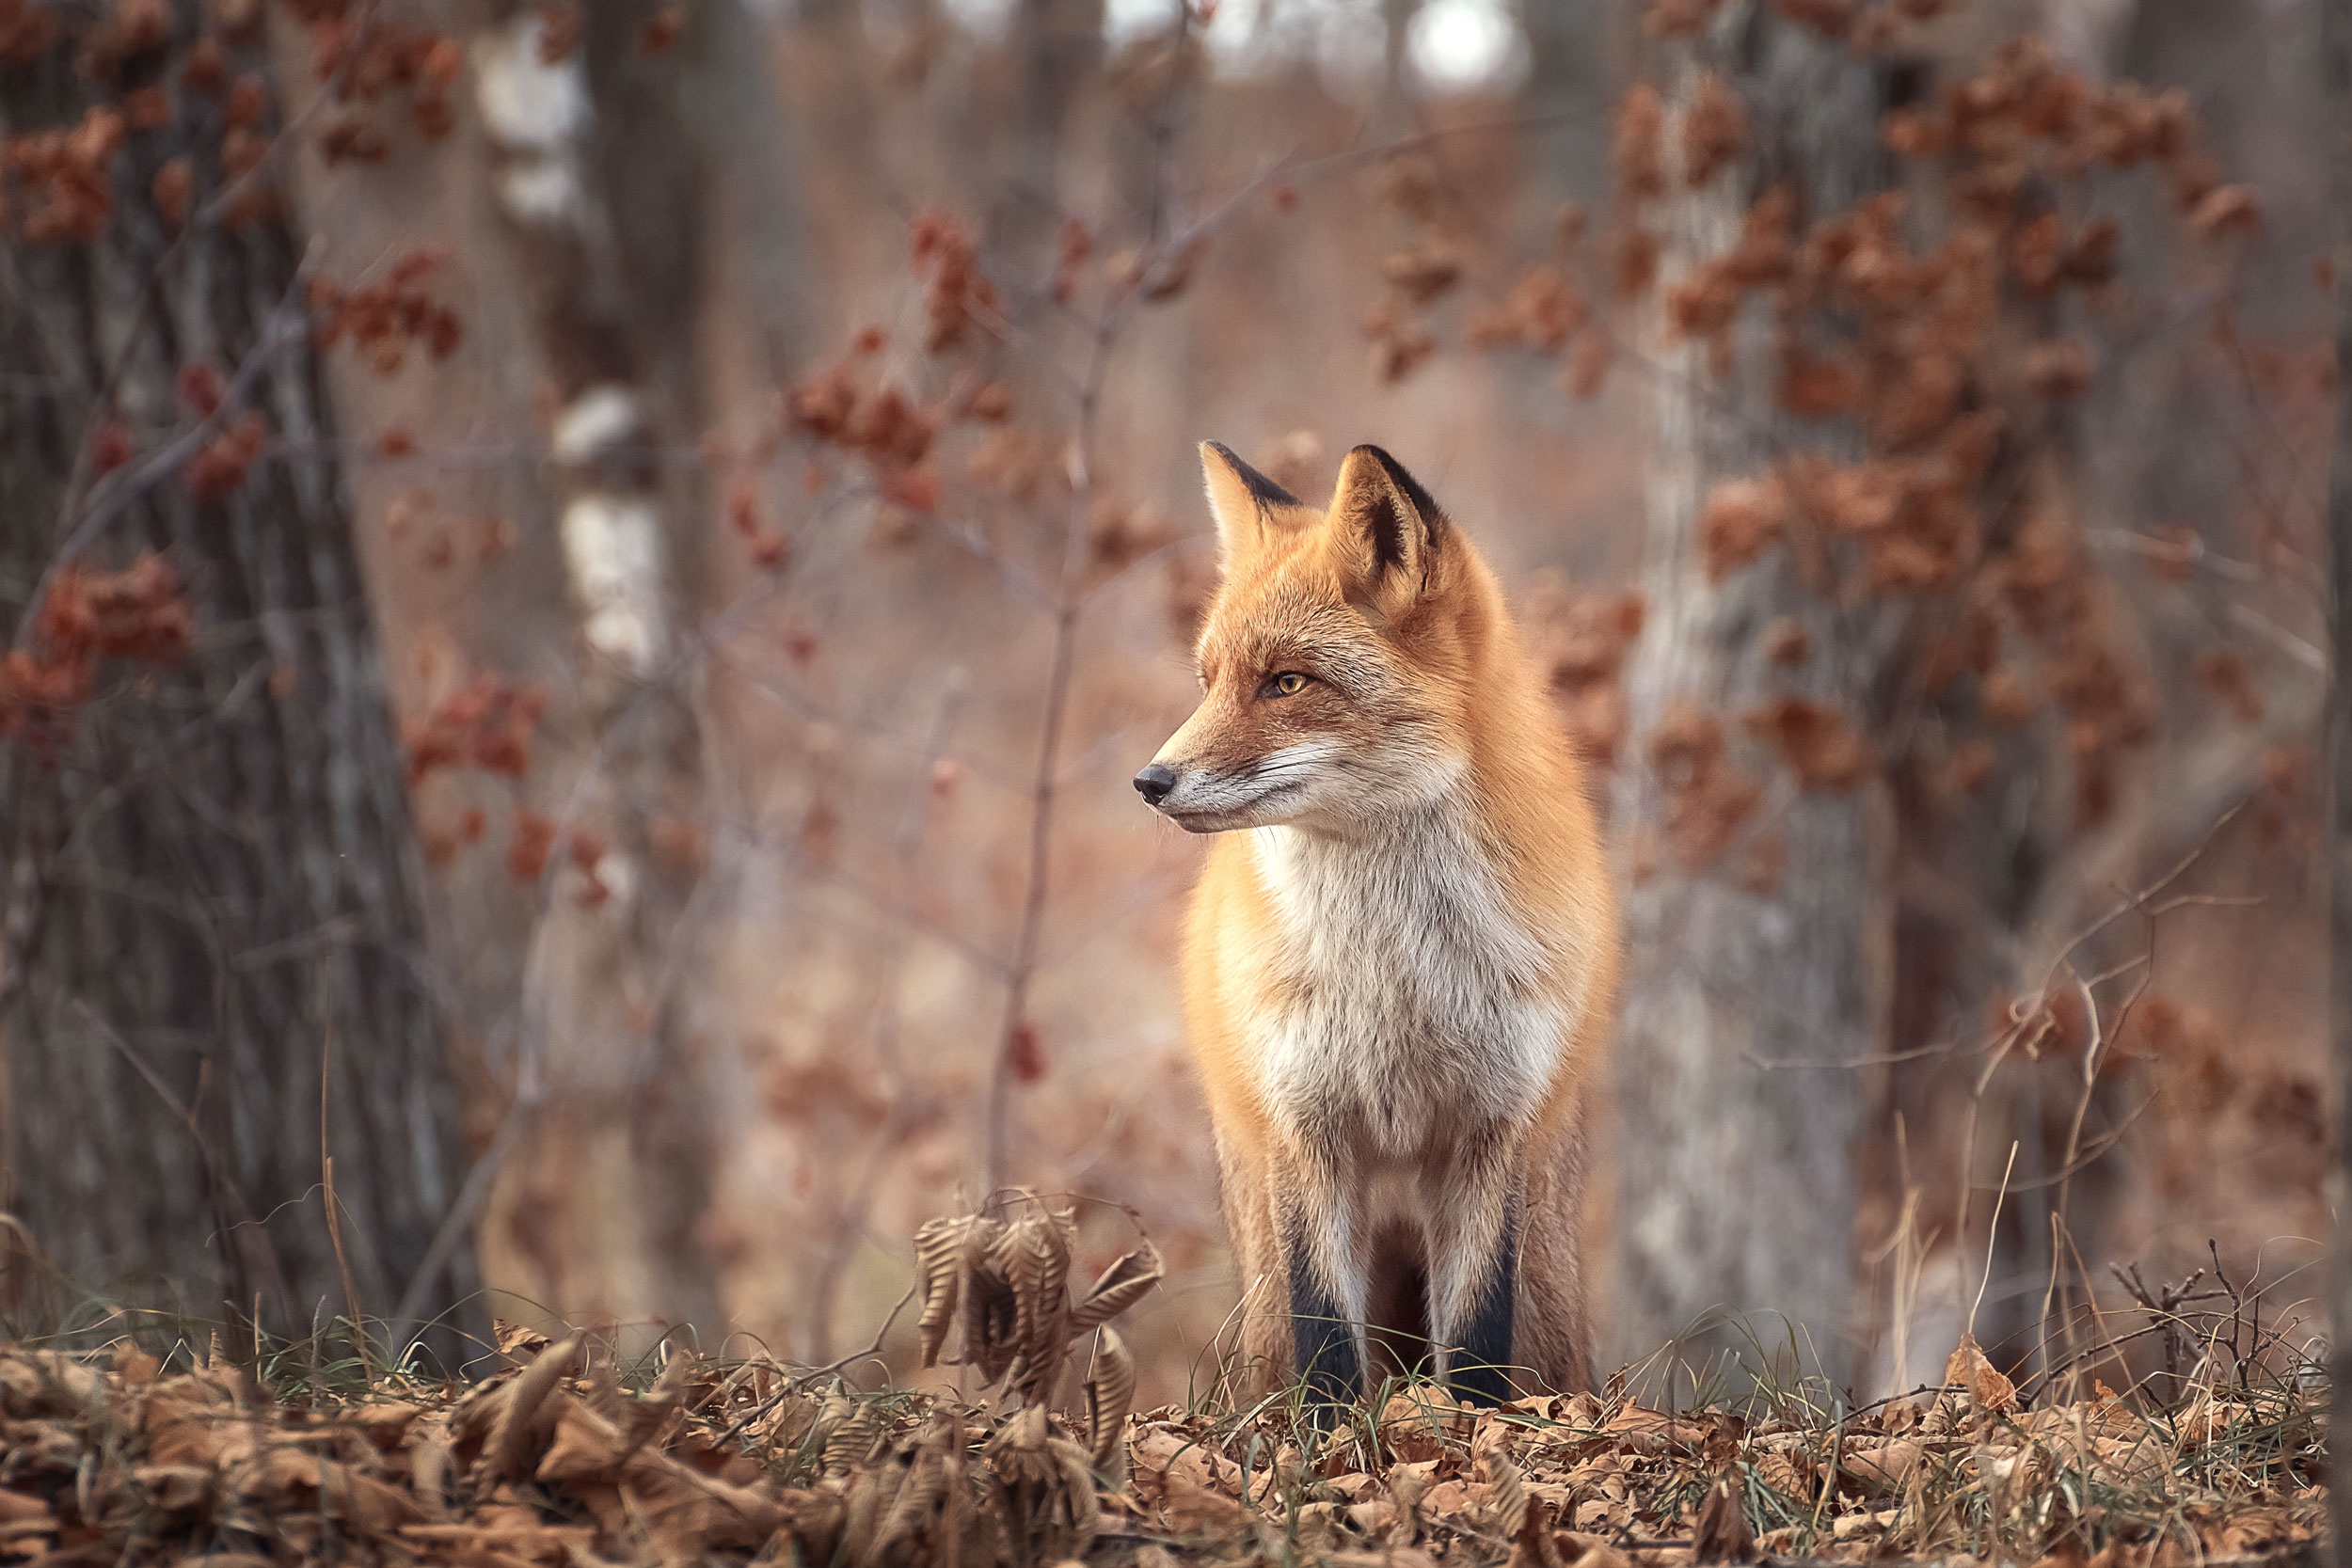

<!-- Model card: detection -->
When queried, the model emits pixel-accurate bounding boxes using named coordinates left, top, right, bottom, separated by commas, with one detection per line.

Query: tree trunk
left=1613, top=7, right=1896, bottom=1384
left=466, top=0, right=723, bottom=1338
left=0, top=0, right=477, bottom=1344
left=1519, top=0, right=1619, bottom=215
left=991, top=0, right=1104, bottom=270
left=2321, top=0, right=2352, bottom=1553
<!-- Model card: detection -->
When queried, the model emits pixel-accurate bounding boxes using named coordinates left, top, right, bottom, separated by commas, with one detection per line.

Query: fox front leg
left=1287, top=1238, right=1361, bottom=1408
left=1423, top=1141, right=1520, bottom=1406
left=1279, top=1174, right=1371, bottom=1410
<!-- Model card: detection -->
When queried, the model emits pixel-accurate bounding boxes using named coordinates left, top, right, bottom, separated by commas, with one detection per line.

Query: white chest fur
left=1245, top=801, right=1568, bottom=1161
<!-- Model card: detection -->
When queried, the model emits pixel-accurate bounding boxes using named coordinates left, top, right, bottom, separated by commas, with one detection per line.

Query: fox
left=1135, top=440, right=1618, bottom=1406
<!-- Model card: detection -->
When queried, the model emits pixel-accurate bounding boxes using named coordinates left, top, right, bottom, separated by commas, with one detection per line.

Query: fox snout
left=1131, top=755, right=1228, bottom=830
left=1132, top=763, right=1179, bottom=807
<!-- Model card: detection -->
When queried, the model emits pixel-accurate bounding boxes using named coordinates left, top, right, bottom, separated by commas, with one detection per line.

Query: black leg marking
left=1448, top=1207, right=1518, bottom=1407
left=1288, top=1235, right=1359, bottom=1411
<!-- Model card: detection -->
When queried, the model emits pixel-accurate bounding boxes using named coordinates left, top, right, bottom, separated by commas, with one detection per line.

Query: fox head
left=1136, top=440, right=1511, bottom=834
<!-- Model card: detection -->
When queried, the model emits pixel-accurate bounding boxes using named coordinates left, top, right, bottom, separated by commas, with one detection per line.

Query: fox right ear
left=1201, top=441, right=1305, bottom=566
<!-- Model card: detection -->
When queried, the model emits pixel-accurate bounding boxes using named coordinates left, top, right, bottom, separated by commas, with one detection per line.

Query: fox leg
left=1279, top=1156, right=1371, bottom=1408
left=1422, top=1137, right=1518, bottom=1406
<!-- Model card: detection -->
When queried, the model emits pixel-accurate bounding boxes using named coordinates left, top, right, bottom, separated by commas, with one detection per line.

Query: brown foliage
left=1680, top=72, right=1749, bottom=188
left=1741, top=696, right=1876, bottom=791
left=4, top=104, right=125, bottom=242
left=311, top=248, right=463, bottom=373
left=1645, top=704, right=1761, bottom=875
left=910, top=210, right=999, bottom=352
left=1613, top=86, right=1666, bottom=205
left=404, top=673, right=548, bottom=785
left=0, top=554, right=192, bottom=754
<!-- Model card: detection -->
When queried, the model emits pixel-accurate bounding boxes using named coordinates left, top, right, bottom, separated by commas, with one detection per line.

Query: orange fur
left=1139, top=442, right=1618, bottom=1402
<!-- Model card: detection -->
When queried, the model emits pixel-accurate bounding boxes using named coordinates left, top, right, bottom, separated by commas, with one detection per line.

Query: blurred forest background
left=0, top=0, right=2334, bottom=1405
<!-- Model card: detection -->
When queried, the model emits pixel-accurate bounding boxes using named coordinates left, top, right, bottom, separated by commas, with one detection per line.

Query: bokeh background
left=0, top=0, right=2331, bottom=1403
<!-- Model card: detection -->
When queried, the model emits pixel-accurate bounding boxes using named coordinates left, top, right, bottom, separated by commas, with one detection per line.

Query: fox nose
left=1134, top=763, right=1179, bottom=807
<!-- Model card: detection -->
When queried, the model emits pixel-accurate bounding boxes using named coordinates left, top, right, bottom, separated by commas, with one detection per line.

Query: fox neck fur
left=1242, top=783, right=1570, bottom=1164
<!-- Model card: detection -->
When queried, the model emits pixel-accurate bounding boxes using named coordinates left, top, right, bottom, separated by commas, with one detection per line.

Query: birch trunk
left=467, top=0, right=722, bottom=1337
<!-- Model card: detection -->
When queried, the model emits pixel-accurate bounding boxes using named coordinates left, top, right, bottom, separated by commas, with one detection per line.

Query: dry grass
left=0, top=1211, right=2323, bottom=1568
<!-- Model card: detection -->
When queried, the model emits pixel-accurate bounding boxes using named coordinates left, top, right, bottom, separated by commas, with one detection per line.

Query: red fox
left=1136, top=441, right=1618, bottom=1405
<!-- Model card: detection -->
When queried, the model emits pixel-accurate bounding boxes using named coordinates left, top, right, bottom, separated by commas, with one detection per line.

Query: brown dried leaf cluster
left=1527, top=584, right=1645, bottom=768
left=1121, top=1337, right=2320, bottom=1567
left=404, top=673, right=548, bottom=785
left=914, top=1198, right=1161, bottom=1445
left=1643, top=703, right=1763, bottom=878
left=0, top=553, right=193, bottom=755
left=1623, top=30, right=2232, bottom=832
left=2, top=103, right=126, bottom=242
left=0, top=1201, right=1179, bottom=1568
left=0, top=1301, right=2317, bottom=1568
left=306, top=9, right=466, bottom=151
left=910, top=210, right=1000, bottom=353
left=1359, top=149, right=1560, bottom=388
left=311, top=247, right=465, bottom=375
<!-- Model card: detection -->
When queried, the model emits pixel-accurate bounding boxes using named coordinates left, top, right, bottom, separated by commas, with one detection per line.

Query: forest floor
left=0, top=1220, right=2325, bottom=1568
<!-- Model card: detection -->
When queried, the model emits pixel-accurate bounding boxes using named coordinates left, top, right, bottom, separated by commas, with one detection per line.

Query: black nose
left=1134, top=764, right=1178, bottom=807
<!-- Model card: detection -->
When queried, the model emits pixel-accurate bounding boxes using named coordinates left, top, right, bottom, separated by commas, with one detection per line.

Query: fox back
left=1136, top=441, right=1617, bottom=1402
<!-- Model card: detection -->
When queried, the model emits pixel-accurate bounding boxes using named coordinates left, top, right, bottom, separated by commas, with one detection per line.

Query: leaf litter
left=0, top=1203, right=2323, bottom=1568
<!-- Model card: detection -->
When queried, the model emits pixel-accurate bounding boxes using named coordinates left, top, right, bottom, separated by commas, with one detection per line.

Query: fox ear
left=1200, top=440, right=1305, bottom=565
left=1328, top=445, right=1447, bottom=610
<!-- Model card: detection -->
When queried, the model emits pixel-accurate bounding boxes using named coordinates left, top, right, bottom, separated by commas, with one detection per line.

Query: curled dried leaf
left=1071, top=1239, right=1164, bottom=1329
left=1084, top=1327, right=1136, bottom=1470
left=914, top=1215, right=970, bottom=1367
left=481, top=1334, right=580, bottom=1481
left=1692, top=1476, right=1756, bottom=1561
left=990, top=1210, right=1072, bottom=1399
left=821, top=1393, right=882, bottom=1478
left=960, top=1217, right=1017, bottom=1383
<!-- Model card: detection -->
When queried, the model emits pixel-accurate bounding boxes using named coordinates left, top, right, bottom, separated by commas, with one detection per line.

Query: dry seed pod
left=1070, top=1240, right=1164, bottom=1329
left=1083, top=1327, right=1136, bottom=1471
left=914, top=1215, right=971, bottom=1368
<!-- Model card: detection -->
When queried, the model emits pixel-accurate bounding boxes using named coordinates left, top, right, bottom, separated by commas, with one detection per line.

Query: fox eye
left=1259, top=672, right=1311, bottom=699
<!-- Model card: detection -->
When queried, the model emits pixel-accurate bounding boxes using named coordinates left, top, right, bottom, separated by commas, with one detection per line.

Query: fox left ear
left=1329, top=445, right=1448, bottom=610
left=1200, top=440, right=1309, bottom=567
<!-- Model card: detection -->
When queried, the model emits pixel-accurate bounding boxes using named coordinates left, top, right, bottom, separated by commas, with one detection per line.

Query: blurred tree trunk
left=1519, top=0, right=1616, bottom=208
left=992, top=0, right=1104, bottom=270
left=1613, top=8, right=1896, bottom=1384
left=2322, top=0, right=2352, bottom=1548
left=1376, top=0, right=1419, bottom=136
left=0, top=0, right=477, bottom=1342
left=467, top=0, right=723, bottom=1338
